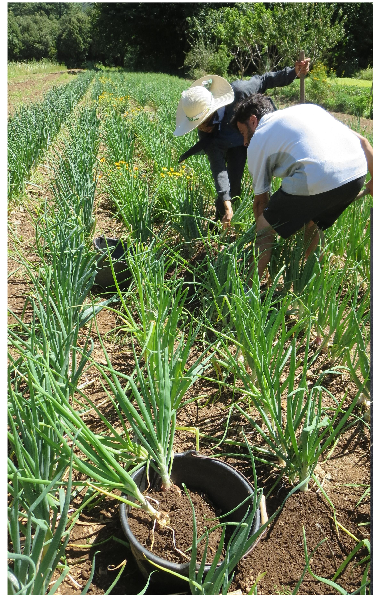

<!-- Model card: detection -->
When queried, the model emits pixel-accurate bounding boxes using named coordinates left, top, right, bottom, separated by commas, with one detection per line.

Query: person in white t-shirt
left=228, top=94, right=373, bottom=281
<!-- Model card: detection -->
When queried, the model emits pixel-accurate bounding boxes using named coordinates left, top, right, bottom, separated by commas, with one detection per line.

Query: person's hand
left=221, top=200, right=233, bottom=229
left=295, top=58, right=310, bottom=77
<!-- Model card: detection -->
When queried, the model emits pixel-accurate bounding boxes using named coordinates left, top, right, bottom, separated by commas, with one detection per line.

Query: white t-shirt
left=247, top=104, right=367, bottom=196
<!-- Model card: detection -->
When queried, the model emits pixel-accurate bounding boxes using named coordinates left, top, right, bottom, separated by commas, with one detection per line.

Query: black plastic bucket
left=93, top=237, right=130, bottom=289
left=119, top=451, right=261, bottom=593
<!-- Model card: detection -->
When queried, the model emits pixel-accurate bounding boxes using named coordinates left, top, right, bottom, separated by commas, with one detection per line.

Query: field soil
left=8, top=189, right=370, bottom=595
left=127, top=484, right=226, bottom=565
left=7, top=80, right=370, bottom=595
left=329, top=112, right=373, bottom=135
left=7, top=69, right=85, bottom=116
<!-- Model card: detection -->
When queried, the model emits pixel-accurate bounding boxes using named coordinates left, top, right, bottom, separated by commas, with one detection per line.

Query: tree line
left=8, top=2, right=373, bottom=77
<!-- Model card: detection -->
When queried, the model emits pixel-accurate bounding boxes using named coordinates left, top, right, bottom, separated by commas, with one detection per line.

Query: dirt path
left=329, top=111, right=373, bottom=135
left=7, top=69, right=86, bottom=116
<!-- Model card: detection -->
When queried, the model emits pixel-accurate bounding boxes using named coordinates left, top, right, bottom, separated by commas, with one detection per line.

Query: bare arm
left=222, top=200, right=234, bottom=229
left=353, top=131, right=373, bottom=195
left=222, top=191, right=269, bottom=229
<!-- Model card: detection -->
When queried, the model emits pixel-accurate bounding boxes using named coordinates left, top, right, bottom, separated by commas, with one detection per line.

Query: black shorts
left=263, top=175, right=366, bottom=239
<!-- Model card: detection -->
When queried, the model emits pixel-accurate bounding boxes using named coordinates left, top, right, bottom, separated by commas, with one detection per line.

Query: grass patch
left=334, top=78, right=372, bottom=88
left=7, top=59, right=68, bottom=81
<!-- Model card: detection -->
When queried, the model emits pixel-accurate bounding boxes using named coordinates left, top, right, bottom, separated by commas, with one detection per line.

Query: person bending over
left=228, top=94, right=372, bottom=281
left=173, top=59, right=310, bottom=222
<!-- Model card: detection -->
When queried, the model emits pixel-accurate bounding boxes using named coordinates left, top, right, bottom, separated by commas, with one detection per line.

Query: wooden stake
left=299, top=49, right=305, bottom=103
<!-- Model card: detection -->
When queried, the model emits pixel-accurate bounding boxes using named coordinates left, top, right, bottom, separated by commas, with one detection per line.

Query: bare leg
left=249, top=214, right=276, bottom=283
left=303, top=221, right=326, bottom=264
left=304, top=221, right=321, bottom=259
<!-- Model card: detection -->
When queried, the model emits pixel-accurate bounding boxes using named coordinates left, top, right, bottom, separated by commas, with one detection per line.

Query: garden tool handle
left=299, top=49, right=305, bottom=104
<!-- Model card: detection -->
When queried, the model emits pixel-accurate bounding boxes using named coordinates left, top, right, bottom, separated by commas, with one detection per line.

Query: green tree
left=8, top=12, right=23, bottom=61
left=56, top=10, right=91, bottom=67
left=184, top=40, right=231, bottom=78
left=8, top=3, right=76, bottom=19
left=215, top=3, right=274, bottom=76
left=271, top=3, right=346, bottom=68
left=185, top=3, right=346, bottom=78
left=184, top=6, right=232, bottom=77
left=331, top=3, right=373, bottom=75
left=12, top=13, right=58, bottom=61
left=90, top=3, right=223, bottom=71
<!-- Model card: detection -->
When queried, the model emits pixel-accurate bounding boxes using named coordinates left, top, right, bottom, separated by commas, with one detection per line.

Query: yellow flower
left=100, top=157, right=106, bottom=163
left=162, top=167, right=168, bottom=171
left=170, top=167, right=174, bottom=172
left=161, top=173, right=165, bottom=177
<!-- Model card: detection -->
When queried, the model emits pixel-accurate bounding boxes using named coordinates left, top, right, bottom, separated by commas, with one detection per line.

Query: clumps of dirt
left=127, top=483, right=225, bottom=564
left=232, top=486, right=369, bottom=595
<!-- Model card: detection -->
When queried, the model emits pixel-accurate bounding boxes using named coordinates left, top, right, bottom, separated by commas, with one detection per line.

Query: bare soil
left=7, top=84, right=370, bottom=594
left=127, top=484, right=225, bottom=565
left=7, top=69, right=85, bottom=116
left=8, top=193, right=370, bottom=595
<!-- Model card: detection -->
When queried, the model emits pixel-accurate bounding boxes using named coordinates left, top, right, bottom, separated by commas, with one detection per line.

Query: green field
left=8, top=69, right=371, bottom=595
left=334, top=78, right=372, bottom=87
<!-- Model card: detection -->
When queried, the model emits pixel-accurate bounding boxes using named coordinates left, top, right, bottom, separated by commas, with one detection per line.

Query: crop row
left=8, top=71, right=95, bottom=200
left=8, top=70, right=371, bottom=593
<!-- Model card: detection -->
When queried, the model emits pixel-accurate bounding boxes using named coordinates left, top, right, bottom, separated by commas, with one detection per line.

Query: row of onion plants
left=8, top=71, right=94, bottom=200
left=7, top=90, right=119, bottom=593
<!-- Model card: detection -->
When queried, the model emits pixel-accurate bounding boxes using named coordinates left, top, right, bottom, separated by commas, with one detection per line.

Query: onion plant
left=25, top=320, right=213, bottom=517
left=343, top=311, right=370, bottom=402
left=209, top=265, right=308, bottom=384
left=169, top=185, right=210, bottom=247
left=325, top=196, right=371, bottom=278
left=133, top=110, right=176, bottom=170
left=8, top=372, right=74, bottom=595
left=23, top=360, right=164, bottom=521
left=8, top=72, right=93, bottom=200
left=104, top=162, right=154, bottom=242
left=8, top=217, right=113, bottom=398
left=183, top=447, right=263, bottom=595
left=229, top=339, right=360, bottom=490
left=197, top=225, right=257, bottom=325
left=104, top=111, right=135, bottom=163
left=288, top=258, right=368, bottom=359
left=96, top=326, right=214, bottom=490
left=8, top=467, right=73, bottom=595
left=268, top=227, right=321, bottom=295
left=8, top=372, right=69, bottom=519
left=112, top=242, right=190, bottom=356
left=213, top=272, right=359, bottom=488
left=51, top=105, right=100, bottom=234
left=185, top=491, right=262, bottom=595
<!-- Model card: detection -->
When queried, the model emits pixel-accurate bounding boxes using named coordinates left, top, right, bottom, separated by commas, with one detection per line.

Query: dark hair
left=231, top=94, right=275, bottom=129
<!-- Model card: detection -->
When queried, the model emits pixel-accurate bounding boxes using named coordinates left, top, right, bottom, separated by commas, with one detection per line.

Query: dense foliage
left=7, top=2, right=373, bottom=76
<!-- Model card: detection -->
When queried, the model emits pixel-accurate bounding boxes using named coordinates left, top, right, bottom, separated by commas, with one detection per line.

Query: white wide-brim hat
left=174, top=75, right=234, bottom=137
